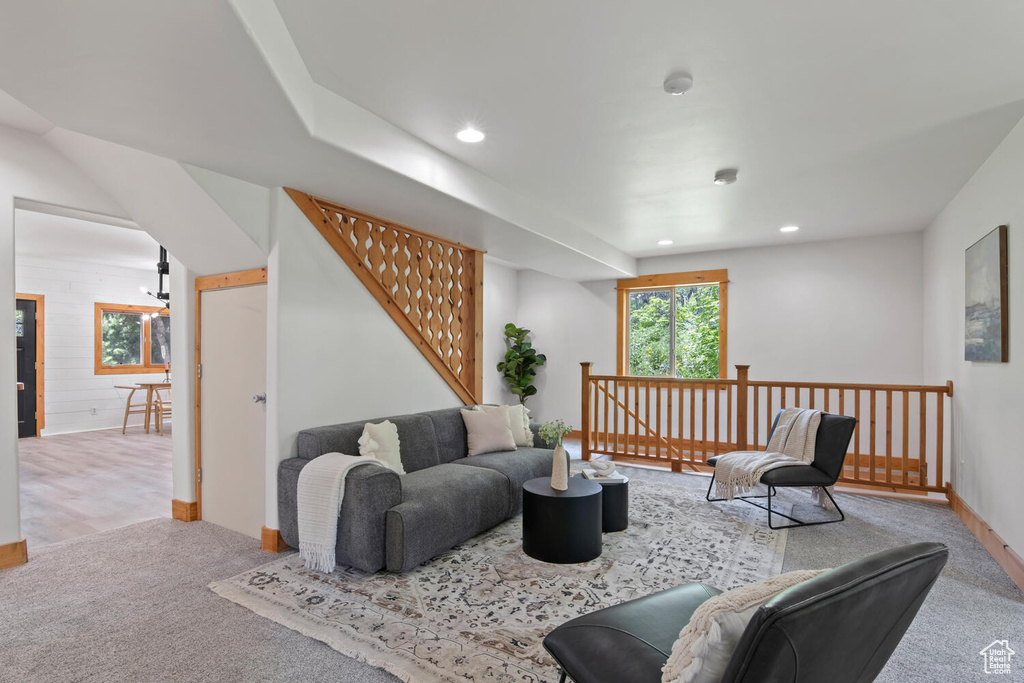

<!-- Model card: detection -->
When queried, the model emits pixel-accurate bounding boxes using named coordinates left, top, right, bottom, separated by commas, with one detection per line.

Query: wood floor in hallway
left=18, top=426, right=172, bottom=550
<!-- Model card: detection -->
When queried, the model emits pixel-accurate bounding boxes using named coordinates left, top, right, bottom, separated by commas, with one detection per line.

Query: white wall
left=516, top=272, right=618, bottom=426
left=169, top=254, right=196, bottom=503
left=923, top=117, right=1024, bottom=558
left=481, top=258, right=519, bottom=405
left=518, top=232, right=926, bottom=427
left=14, top=253, right=169, bottom=435
left=265, top=189, right=461, bottom=529
left=0, top=123, right=130, bottom=546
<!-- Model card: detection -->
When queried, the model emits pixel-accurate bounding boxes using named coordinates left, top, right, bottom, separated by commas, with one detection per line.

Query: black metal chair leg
left=708, top=478, right=845, bottom=529
left=558, top=669, right=567, bottom=683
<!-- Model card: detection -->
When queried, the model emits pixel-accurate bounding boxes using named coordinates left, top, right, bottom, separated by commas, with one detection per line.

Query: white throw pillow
left=357, top=420, right=405, bottom=474
left=474, top=404, right=533, bottom=447
left=461, top=408, right=517, bottom=456
left=661, top=569, right=829, bottom=683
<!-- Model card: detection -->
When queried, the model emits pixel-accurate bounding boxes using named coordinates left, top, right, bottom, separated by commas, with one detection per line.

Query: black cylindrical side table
left=574, top=473, right=629, bottom=532
left=522, top=477, right=602, bottom=563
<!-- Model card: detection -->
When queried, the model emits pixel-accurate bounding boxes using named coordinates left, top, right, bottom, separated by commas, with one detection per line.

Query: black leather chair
left=706, top=411, right=857, bottom=528
left=543, top=542, right=948, bottom=683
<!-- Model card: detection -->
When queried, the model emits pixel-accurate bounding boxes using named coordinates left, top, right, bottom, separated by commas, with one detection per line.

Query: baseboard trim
left=261, top=527, right=290, bottom=553
left=171, top=499, right=199, bottom=522
left=0, top=538, right=28, bottom=570
left=950, top=487, right=1024, bottom=593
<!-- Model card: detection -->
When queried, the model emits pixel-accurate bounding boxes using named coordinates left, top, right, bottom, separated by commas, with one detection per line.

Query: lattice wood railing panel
left=285, top=188, right=483, bottom=404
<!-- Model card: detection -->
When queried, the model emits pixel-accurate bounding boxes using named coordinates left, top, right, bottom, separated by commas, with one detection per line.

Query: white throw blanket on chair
left=297, top=452, right=383, bottom=573
left=714, top=407, right=833, bottom=508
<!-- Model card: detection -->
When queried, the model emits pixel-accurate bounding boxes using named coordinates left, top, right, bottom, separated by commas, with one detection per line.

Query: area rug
left=210, top=473, right=786, bottom=683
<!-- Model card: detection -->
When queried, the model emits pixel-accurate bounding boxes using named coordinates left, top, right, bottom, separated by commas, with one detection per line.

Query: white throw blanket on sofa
left=714, top=407, right=832, bottom=507
left=298, top=452, right=383, bottom=573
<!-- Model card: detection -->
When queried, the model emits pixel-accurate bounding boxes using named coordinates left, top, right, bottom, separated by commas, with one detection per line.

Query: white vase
left=551, top=443, right=568, bottom=491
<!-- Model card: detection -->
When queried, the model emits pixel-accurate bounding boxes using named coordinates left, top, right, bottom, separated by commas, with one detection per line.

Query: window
left=94, top=303, right=171, bottom=375
left=616, top=269, right=727, bottom=379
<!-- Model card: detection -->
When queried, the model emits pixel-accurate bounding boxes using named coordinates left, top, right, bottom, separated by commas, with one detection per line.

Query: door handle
left=252, top=393, right=267, bottom=404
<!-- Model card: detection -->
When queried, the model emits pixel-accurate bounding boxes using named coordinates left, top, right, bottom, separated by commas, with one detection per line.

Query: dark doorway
left=16, top=298, right=38, bottom=438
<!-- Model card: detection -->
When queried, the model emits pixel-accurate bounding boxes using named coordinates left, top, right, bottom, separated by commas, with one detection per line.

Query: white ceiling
left=14, top=210, right=161, bottom=274
left=0, top=0, right=1023, bottom=277
left=277, top=0, right=1024, bottom=256
left=0, top=88, right=53, bottom=135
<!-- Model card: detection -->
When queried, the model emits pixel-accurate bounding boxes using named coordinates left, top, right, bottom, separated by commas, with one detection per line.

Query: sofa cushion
left=462, top=408, right=517, bottom=456
left=385, top=463, right=509, bottom=572
left=421, top=407, right=470, bottom=463
left=358, top=420, right=405, bottom=474
left=297, top=414, right=440, bottom=473
left=475, top=404, right=533, bottom=447
left=451, top=448, right=556, bottom=516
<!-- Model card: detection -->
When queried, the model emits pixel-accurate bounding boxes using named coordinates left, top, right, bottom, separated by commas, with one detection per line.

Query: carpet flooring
left=1, top=466, right=1022, bottom=683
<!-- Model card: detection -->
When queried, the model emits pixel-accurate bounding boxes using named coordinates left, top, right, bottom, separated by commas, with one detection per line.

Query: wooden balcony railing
left=581, top=363, right=954, bottom=496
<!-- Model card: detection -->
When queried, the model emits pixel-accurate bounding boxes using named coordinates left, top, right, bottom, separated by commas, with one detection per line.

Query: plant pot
left=551, top=443, right=568, bottom=491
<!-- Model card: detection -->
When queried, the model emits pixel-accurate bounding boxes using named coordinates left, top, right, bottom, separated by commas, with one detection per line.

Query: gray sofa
left=277, top=406, right=559, bottom=573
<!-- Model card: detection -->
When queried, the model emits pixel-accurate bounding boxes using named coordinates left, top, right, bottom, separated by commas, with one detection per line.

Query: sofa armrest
left=336, top=463, right=402, bottom=572
left=530, top=421, right=558, bottom=449
left=277, top=457, right=401, bottom=573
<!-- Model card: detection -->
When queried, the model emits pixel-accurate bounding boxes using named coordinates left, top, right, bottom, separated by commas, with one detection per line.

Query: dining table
left=135, top=381, right=171, bottom=433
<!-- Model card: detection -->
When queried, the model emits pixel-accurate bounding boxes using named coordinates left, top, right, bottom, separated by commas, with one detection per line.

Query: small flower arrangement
left=539, top=419, right=573, bottom=447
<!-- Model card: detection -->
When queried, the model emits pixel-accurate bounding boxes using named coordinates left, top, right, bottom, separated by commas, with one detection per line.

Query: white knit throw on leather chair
left=714, top=407, right=834, bottom=508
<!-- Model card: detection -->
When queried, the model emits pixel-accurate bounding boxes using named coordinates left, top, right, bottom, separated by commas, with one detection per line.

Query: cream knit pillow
left=474, top=404, right=533, bottom=447
left=357, top=420, right=405, bottom=474
left=461, top=408, right=517, bottom=456
left=661, top=569, right=828, bottom=683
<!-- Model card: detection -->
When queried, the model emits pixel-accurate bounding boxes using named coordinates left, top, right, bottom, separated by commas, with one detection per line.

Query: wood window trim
left=616, top=269, right=729, bottom=378
left=94, top=302, right=170, bottom=375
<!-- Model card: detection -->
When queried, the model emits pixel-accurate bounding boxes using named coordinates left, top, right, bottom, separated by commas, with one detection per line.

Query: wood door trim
left=194, top=268, right=268, bottom=520
left=16, top=293, right=44, bottom=436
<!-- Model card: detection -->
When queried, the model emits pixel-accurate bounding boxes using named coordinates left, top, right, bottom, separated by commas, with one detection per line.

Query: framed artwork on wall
left=964, top=224, right=1008, bottom=362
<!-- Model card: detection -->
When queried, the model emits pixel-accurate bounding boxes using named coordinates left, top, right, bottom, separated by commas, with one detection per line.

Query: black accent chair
left=543, top=542, right=948, bottom=683
left=706, top=411, right=857, bottom=528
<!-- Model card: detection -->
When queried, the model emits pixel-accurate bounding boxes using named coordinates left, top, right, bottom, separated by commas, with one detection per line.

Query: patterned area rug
left=210, top=472, right=786, bottom=682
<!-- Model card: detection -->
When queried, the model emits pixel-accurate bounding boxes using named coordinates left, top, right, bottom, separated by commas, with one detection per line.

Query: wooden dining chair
left=153, top=386, right=172, bottom=435
left=115, top=385, right=147, bottom=434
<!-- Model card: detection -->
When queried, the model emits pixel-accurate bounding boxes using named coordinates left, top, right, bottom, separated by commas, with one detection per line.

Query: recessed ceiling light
left=658, top=239, right=674, bottom=246
left=663, top=72, right=694, bottom=96
left=714, top=169, right=738, bottom=185
left=780, top=225, right=800, bottom=233
left=456, top=127, right=485, bottom=143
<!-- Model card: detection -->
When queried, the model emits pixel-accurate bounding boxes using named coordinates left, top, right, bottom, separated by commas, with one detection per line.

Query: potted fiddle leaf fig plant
left=496, top=323, right=547, bottom=404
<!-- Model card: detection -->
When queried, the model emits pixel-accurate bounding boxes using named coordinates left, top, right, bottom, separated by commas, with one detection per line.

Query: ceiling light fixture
left=658, top=239, right=674, bottom=246
left=780, top=225, right=800, bottom=233
left=456, top=127, right=485, bottom=143
left=663, top=72, right=694, bottom=96
left=714, top=169, right=738, bottom=185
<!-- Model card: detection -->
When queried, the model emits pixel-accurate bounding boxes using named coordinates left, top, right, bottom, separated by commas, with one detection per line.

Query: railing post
left=581, top=362, right=593, bottom=462
left=736, top=364, right=750, bottom=450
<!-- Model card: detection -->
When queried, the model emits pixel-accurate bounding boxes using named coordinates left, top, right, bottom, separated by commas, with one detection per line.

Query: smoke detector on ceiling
left=714, top=168, right=739, bottom=185
left=663, top=72, right=694, bottom=96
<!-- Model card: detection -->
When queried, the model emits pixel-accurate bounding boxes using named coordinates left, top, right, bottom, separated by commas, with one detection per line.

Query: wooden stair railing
left=582, top=363, right=954, bottom=497
left=286, top=188, right=483, bottom=404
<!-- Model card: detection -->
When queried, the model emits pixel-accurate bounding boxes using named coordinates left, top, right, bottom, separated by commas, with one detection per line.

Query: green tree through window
left=628, top=284, right=721, bottom=378
left=95, top=303, right=171, bottom=374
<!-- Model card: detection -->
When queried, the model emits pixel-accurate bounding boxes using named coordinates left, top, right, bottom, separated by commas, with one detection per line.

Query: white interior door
left=200, top=283, right=267, bottom=539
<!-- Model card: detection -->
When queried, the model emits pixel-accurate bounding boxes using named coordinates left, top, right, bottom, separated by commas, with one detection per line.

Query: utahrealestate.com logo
left=980, top=640, right=1015, bottom=675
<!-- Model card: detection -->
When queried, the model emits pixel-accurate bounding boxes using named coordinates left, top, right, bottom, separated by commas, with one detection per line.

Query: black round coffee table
left=573, top=473, right=629, bottom=532
left=522, top=476, right=602, bottom=563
